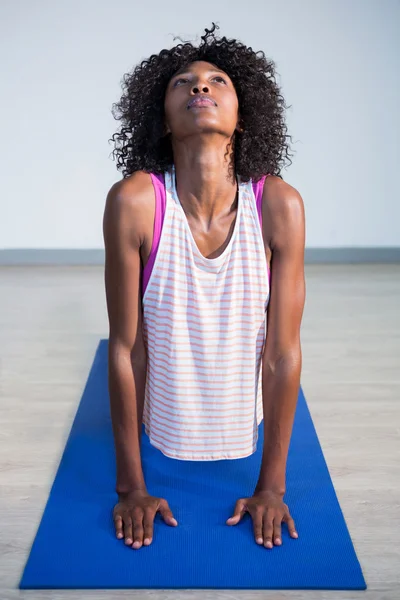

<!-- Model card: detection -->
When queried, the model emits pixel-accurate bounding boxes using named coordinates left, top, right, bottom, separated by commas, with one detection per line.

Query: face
left=163, top=60, right=242, bottom=141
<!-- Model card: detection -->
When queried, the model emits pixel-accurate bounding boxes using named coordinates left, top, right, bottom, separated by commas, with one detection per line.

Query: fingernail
left=275, top=538, right=281, bottom=545
left=125, top=538, right=132, bottom=544
left=293, top=532, right=298, bottom=538
left=144, top=538, right=151, bottom=545
left=257, top=537, right=263, bottom=544
left=265, top=541, right=273, bottom=548
left=132, top=541, right=141, bottom=548
left=117, top=533, right=123, bottom=538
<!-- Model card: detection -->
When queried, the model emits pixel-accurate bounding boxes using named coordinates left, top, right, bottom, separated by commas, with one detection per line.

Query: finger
left=273, top=518, right=282, bottom=545
left=143, top=508, right=155, bottom=545
left=132, top=508, right=144, bottom=549
left=283, top=512, right=298, bottom=538
left=263, top=511, right=274, bottom=549
left=226, top=499, right=246, bottom=525
left=114, top=513, right=124, bottom=539
left=158, top=498, right=178, bottom=526
left=251, top=507, right=264, bottom=545
left=122, top=513, right=133, bottom=546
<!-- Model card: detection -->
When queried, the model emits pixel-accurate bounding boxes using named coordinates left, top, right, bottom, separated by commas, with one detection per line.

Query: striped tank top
left=141, top=164, right=271, bottom=460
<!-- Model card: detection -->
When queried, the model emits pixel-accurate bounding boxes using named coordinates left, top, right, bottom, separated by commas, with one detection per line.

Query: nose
left=191, top=82, right=209, bottom=94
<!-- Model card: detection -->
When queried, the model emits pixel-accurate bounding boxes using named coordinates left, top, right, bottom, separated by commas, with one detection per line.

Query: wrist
left=256, top=462, right=286, bottom=497
left=254, top=483, right=285, bottom=496
left=116, top=485, right=147, bottom=496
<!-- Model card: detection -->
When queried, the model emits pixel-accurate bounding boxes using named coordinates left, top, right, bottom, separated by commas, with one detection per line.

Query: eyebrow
left=171, top=67, right=227, bottom=79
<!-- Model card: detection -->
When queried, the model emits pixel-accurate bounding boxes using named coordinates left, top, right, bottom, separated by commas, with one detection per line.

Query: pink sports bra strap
left=141, top=173, right=165, bottom=295
left=252, top=174, right=271, bottom=228
left=252, top=174, right=271, bottom=282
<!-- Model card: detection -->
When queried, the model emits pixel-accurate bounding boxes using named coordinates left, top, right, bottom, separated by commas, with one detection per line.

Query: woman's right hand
left=113, top=489, right=178, bottom=549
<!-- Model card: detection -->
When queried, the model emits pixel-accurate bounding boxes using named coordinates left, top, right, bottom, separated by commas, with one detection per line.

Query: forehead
left=171, top=60, right=228, bottom=78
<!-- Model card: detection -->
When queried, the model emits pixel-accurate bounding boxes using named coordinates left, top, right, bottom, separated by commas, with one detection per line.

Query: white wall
left=1, top=0, right=399, bottom=249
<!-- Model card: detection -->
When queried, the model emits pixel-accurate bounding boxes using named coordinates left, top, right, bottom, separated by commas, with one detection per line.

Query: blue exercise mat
left=19, top=339, right=366, bottom=590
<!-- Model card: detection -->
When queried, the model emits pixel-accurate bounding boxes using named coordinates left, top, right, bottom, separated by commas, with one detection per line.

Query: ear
left=236, top=116, right=244, bottom=133
left=163, top=121, right=171, bottom=136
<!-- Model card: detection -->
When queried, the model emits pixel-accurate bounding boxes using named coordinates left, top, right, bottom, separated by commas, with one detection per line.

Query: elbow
left=108, top=337, right=147, bottom=368
left=263, top=344, right=302, bottom=376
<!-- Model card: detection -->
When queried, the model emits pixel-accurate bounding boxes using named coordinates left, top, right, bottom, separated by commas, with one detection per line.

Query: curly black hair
left=109, top=22, right=295, bottom=182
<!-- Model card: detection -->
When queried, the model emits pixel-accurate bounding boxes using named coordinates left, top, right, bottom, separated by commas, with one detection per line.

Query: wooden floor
left=0, top=264, right=399, bottom=600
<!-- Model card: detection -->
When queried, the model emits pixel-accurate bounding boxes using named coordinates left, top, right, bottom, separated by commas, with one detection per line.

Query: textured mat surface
left=19, top=339, right=367, bottom=590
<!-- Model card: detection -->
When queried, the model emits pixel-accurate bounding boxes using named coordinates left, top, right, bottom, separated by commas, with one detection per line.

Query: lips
left=187, top=96, right=217, bottom=109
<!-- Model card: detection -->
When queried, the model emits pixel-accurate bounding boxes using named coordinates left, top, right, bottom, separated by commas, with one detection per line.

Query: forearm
left=255, top=351, right=302, bottom=495
left=108, top=342, right=148, bottom=495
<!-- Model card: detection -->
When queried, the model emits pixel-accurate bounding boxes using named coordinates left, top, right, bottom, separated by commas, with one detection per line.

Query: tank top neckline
left=167, top=165, right=242, bottom=265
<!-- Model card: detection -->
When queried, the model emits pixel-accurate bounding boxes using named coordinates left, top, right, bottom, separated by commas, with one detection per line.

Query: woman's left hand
left=226, top=489, right=298, bottom=548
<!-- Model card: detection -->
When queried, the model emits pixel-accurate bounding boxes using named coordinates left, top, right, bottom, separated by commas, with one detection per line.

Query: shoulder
left=105, top=170, right=155, bottom=212
left=103, top=170, right=156, bottom=246
left=261, top=175, right=305, bottom=247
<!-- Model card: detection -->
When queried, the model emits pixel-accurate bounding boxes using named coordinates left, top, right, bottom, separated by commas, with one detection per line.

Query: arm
left=255, top=180, right=306, bottom=495
left=103, top=176, right=148, bottom=496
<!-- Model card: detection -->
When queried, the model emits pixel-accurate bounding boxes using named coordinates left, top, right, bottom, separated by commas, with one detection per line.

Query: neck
left=171, top=137, right=238, bottom=221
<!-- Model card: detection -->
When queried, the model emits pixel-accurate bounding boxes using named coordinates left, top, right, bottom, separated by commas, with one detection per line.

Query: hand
left=113, top=489, right=178, bottom=549
left=226, top=489, right=298, bottom=548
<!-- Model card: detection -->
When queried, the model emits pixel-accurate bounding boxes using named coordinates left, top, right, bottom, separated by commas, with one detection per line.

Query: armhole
left=142, top=172, right=166, bottom=298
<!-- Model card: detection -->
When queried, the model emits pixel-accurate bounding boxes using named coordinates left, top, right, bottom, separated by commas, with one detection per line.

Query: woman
left=103, top=23, right=305, bottom=552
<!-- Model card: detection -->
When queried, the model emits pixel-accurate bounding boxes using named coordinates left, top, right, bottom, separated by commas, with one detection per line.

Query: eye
left=173, top=75, right=227, bottom=87
left=173, top=78, right=187, bottom=86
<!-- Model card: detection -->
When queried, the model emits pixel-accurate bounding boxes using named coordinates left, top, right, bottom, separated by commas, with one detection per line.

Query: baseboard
left=0, top=248, right=399, bottom=265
